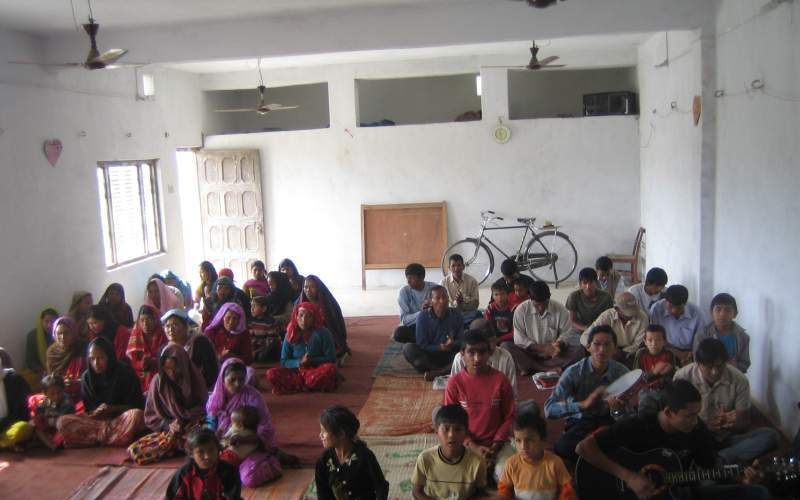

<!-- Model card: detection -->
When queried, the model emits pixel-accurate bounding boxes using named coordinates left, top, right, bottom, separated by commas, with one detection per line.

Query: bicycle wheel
left=523, top=231, right=578, bottom=285
left=441, top=239, right=494, bottom=285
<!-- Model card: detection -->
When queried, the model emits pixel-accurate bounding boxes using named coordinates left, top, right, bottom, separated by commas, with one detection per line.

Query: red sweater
left=205, top=326, right=253, bottom=365
left=444, top=368, right=515, bottom=447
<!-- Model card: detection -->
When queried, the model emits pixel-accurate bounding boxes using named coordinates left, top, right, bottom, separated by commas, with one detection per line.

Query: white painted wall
left=0, top=28, right=203, bottom=365
left=509, top=67, right=637, bottom=119
left=199, top=60, right=640, bottom=291
left=637, top=31, right=704, bottom=299
left=711, top=0, right=800, bottom=437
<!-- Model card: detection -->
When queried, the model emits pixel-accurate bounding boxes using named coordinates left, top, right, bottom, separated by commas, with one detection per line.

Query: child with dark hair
left=249, top=295, right=281, bottom=363
left=402, top=286, right=463, bottom=380
left=315, top=405, right=389, bottom=500
left=243, top=260, right=270, bottom=298
left=445, top=330, right=515, bottom=481
left=220, top=405, right=260, bottom=467
left=498, top=412, right=576, bottom=500
left=565, top=268, right=614, bottom=343
left=393, top=263, right=437, bottom=343
left=32, top=374, right=75, bottom=450
left=627, top=267, right=668, bottom=312
left=595, top=256, right=626, bottom=295
left=441, top=254, right=481, bottom=324
left=483, top=280, right=515, bottom=343
left=496, top=258, right=523, bottom=309
left=512, top=275, right=534, bottom=306
left=650, top=284, right=706, bottom=363
left=633, top=324, right=680, bottom=415
left=692, top=293, right=750, bottom=373
left=413, top=404, right=486, bottom=499
left=166, top=427, right=242, bottom=500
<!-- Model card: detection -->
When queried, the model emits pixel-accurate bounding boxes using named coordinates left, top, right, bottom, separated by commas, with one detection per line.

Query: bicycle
left=440, top=210, right=578, bottom=286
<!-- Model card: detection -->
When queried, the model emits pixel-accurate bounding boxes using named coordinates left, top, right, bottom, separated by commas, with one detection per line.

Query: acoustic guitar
left=575, top=447, right=799, bottom=500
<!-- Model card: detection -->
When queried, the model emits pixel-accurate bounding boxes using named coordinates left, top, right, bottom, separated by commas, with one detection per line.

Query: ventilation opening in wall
left=204, top=82, right=330, bottom=135
left=356, top=73, right=482, bottom=127
left=508, top=67, right=637, bottom=120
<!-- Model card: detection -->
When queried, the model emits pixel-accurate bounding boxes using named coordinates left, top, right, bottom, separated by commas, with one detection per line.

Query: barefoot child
left=498, top=412, right=576, bottom=500
left=315, top=405, right=389, bottom=499
left=166, top=427, right=242, bottom=500
left=32, top=374, right=75, bottom=450
left=220, top=406, right=260, bottom=467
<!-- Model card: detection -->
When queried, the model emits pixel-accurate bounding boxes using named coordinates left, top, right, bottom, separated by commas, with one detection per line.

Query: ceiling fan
left=214, top=59, right=299, bottom=115
left=9, top=0, right=142, bottom=70
left=511, top=0, right=566, bottom=7
left=483, top=42, right=566, bottom=70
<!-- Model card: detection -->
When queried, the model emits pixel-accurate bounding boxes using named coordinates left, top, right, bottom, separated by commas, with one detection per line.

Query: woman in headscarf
left=144, top=277, right=184, bottom=317
left=0, top=352, right=33, bottom=451
left=57, top=337, right=145, bottom=448
left=162, top=309, right=219, bottom=389
left=207, top=358, right=282, bottom=487
left=204, top=276, right=251, bottom=328
left=128, top=344, right=207, bottom=465
left=298, top=274, right=351, bottom=361
left=99, top=283, right=134, bottom=328
left=195, top=261, right=218, bottom=309
left=45, top=317, right=86, bottom=401
left=278, top=258, right=304, bottom=302
left=126, top=305, right=168, bottom=392
left=162, top=269, right=193, bottom=309
left=265, top=302, right=338, bottom=395
left=22, top=307, right=59, bottom=391
left=68, top=290, right=93, bottom=340
left=204, top=303, right=253, bottom=365
left=87, top=305, right=131, bottom=360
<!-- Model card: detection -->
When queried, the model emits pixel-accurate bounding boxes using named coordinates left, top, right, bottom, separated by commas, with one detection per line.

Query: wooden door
left=195, top=149, right=266, bottom=283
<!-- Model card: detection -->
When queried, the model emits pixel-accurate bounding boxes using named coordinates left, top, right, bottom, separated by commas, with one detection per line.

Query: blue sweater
left=415, top=307, right=464, bottom=353
left=280, top=328, right=337, bottom=368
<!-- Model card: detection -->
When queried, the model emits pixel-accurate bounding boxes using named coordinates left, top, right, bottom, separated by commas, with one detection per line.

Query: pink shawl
left=143, top=278, right=183, bottom=317
left=204, top=302, right=246, bottom=335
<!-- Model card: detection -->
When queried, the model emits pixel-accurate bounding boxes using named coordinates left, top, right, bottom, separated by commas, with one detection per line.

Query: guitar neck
left=665, top=465, right=743, bottom=484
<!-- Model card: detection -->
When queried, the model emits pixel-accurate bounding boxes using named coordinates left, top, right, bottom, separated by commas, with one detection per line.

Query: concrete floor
left=332, top=282, right=579, bottom=317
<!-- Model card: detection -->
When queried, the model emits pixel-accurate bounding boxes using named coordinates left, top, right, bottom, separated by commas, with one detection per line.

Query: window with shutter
left=97, top=160, right=164, bottom=268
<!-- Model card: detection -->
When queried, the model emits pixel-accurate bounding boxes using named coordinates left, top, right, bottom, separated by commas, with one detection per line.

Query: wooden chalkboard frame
left=361, top=202, right=448, bottom=289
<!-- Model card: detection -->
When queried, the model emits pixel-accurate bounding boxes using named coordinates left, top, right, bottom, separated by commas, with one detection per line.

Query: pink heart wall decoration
left=43, top=139, right=63, bottom=167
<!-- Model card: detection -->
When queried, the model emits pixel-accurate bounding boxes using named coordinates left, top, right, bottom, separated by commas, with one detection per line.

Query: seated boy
left=693, top=293, right=750, bottom=373
left=582, top=291, right=648, bottom=364
left=248, top=295, right=281, bottom=363
left=445, top=330, right=515, bottom=481
left=512, top=275, right=534, bottom=309
left=565, top=268, right=614, bottom=344
left=650, top=284, right=706, bottom=364
left=451, top=319, right=518, bottom=399
left=595, top=256, right=626, bottom=295
left=403, top=286, right=463, bottom=380
left=632, top=324, right=680, bottom=415
left=440, top=254, right=481, bottom=324
left=483, top=280, right=515, bottom=343
left=413, top=404, right=487, bottom=499
left=627, top=267, right=668, bottom=312
left=495, top=258, right=523, bottom=309
left=498, top=412, right=576, bottom=500
left=501, top=281, right=582, bottom=376
left=544, top=325, right=629, bottom=463
left=674, top=338, right=778, bottom=464
left=393, top=263, right=437, bottom=343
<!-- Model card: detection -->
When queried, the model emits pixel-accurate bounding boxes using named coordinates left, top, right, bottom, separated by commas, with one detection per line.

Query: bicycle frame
left=470, top=218, right=563, bottom=271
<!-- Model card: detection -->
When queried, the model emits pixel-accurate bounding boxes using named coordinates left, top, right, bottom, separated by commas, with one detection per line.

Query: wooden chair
left=608, top=227, right=645, bottom=284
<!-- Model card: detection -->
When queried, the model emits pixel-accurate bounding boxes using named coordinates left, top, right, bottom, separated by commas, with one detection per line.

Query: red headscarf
left=285, top=301, right=325, bottom=344
left=218, top=268, right=234, bottom=280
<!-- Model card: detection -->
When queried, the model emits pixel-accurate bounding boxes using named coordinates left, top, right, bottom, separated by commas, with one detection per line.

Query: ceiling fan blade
left=265, top=104, right=299, bottom=111
left=215, top=108, right=258, bottom=113
left=481, top=65, right=527, bottom=68
left=538, top=55, right=560, bottom=65
left=540, top=64, right=566, bottom=68
left=89, top=48, right=128, bottom=66
left=8, top=61, right=83, bottom=67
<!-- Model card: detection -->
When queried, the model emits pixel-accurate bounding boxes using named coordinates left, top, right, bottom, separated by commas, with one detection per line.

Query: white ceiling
left=0, top=0, right=453, bottom=34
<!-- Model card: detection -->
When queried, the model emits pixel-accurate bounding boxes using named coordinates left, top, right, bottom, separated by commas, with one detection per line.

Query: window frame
left=97, top=159, right=165, bottom=269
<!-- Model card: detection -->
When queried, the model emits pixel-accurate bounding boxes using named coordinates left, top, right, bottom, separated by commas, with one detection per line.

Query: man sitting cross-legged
left=402, top=285, right=463, bottom=380
left=544, top=325, right=628, bottom=464
left=581, top=291, right=648, bottom=365
left=576, top=379, right=770, bottom=500
left=393, top=263, right=437, bottom=343
left=501, top=281, right=583, bottom=377
left=440, top=254, right=481, bottom=325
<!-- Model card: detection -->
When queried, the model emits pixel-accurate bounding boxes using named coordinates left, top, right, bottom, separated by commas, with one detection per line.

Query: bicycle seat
left=517, top=217, right=536, bottom=224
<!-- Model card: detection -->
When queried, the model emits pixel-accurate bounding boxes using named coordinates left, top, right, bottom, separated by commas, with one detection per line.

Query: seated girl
left=265, top=302, right=338, bottom=395
left=128, top=344, right=208, bottom=465
left=204, top=303, right=253, bottom=365
left=45, top=317, right=86, bottom=402
left=0, top=353, right=33, bottom=452
left=195, top=261, right=218, bottom=309
left=99, top=283, right=134, bottom=328
left=166, top=427, right=241, bottom=500
left=32, top=374, right=75, bottom=450
left=161, top=269, right=194, bottom=309
left=207, top=359, right=282, bottom=487
left=298, top=275, right=351, bottom=363
left=57, top=338, right=145, bottom=448
left=279, top=258, right=305, bottom=302
left=144, top=277, right=183, bottom=317
left=243, top=260, right=270, bottom=298
left=162, top=308, right=219, bottom=390
left=22, top=306, right=59, bottom=392
left=126, top=305, right=168, bottom=392
left=87, top=305, right=131, bottom=360
left=265, top=271, right=294, bottom=326
left=204, top=277, right=252, bottom=328
left=68, top=290, right=93, bottom=340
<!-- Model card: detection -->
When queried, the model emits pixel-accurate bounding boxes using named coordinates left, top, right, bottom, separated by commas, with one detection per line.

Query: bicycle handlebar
left=481, top=210, right=504, bottom=221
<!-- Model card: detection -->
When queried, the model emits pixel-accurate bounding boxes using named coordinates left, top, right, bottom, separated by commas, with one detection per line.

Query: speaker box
left=583, top=91, right=638, bottom=116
